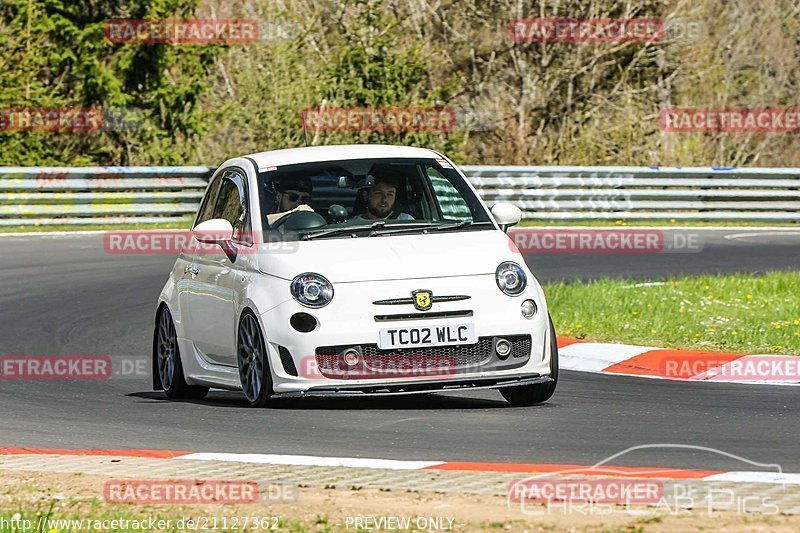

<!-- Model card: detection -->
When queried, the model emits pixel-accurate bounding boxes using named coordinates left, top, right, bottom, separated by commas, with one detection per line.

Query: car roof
left=244, top=144, right=442, bottom=171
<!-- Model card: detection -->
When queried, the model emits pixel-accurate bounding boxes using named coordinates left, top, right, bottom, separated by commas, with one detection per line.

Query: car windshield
left=258, top=157, right=493, bottom=239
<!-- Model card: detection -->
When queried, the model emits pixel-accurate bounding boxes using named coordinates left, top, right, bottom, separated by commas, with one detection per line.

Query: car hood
left=257, top=229, right=522, bottom=283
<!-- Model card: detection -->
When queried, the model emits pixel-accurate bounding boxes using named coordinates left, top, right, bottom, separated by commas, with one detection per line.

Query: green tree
left=0, top=0, right=219, bottom=165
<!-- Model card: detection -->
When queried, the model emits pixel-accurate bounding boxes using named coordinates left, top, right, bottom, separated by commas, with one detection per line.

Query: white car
left=152, top=144, right=558, bottom=407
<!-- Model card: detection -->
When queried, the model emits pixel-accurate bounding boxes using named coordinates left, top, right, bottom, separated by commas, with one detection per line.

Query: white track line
left=179, top=452, right=445, bottom=470
left=704, top=472, right=800, bottom=484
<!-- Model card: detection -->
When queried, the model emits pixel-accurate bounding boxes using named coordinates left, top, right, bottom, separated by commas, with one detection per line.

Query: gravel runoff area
left=2, top=454, right=800, bottom=532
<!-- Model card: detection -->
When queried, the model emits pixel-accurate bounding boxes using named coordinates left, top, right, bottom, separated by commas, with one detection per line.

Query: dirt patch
left=1, top=470, right=798, bottom=532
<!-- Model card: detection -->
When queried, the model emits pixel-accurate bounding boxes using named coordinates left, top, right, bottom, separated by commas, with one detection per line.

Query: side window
left=213, top=179, right=242, bottom=226
left=195, top=176, right=222, bottom=227
left=212, top=170, right=251, bottom=244
left=426, top=167, right=473, bottom=222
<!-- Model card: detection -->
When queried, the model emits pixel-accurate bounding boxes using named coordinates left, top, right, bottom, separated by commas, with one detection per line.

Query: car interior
left=259, top=158, right=481, bottom=235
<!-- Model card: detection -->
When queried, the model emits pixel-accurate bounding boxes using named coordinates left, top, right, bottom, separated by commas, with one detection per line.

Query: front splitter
left=273, top=374, right=551, bottom=398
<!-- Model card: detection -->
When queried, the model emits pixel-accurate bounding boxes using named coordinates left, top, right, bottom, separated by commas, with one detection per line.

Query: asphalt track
left=0, top=229, right=798, bottom=472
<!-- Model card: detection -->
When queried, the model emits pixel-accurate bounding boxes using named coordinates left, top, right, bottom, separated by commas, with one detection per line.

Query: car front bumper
left=256, top=273, right=553, bottom=394
left=274, top=374, right=552, bottom=398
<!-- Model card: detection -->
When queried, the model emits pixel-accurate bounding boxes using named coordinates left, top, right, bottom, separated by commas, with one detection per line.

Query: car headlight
left=496, top=262, right=527, bottom=296
left=290, top=273, right=334, bottom=308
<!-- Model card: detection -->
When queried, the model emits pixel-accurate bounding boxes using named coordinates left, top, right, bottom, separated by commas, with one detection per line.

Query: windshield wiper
left=300, top=220, right=386, bottom=241
left=367, top=222, right=440, bottom=237
left=434, top=220, right=493, bottom=232
left=368, top=220, right=493, bottom=237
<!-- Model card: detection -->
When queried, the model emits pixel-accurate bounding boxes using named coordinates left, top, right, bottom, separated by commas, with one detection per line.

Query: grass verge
left=0, top=221, right=191, bottom=233
left=545, top=271, right=800, bottom=355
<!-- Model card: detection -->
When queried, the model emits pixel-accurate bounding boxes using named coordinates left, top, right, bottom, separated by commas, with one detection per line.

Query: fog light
left=342, top=349, right=360, bottom=367
left=496, top=339, right=511, bottom=359
left=521, top=299, right=537, bottom=319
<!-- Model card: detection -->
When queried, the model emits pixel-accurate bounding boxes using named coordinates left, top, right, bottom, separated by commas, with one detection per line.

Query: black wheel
left=154, top=306, right=209, bottom=400
left=237, top=311, right=274, bottom=407
left=501, top=314, right=559, bottom=406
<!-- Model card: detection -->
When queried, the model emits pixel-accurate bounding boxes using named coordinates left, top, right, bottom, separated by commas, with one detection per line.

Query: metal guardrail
left=0, top=166, right=213, bottom=226
left=1, top=165, right=799, bottom=226
left=463, top=166, right=800, bottom=220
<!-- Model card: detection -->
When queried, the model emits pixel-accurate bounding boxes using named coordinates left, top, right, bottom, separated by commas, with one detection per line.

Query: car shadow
left=128, top=390, right=521, bottom=410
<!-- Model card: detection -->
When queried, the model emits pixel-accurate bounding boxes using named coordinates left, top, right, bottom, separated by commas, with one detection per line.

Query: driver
left=267, top=175, right=315, bottom=225
left=350, top=175, right=413, bottom=222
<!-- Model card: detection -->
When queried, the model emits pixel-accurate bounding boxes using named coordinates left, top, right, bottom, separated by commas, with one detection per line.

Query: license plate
left=377, top=324, right=476, bottom=350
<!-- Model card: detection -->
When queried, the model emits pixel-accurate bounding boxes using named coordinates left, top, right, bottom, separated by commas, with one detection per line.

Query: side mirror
left=193, top=218, right=234, bottom=245
left=491, top=203, right=522, bottom=233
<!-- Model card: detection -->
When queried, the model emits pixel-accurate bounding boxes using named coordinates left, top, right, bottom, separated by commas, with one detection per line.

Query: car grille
left=373, top=310, right=473, bottom=322
left=314, top=335, right=531, bottom=379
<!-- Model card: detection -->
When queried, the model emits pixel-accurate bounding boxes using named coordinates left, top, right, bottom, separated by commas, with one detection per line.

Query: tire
left=237, top=310, right=274, bottom=407
left=154, top=306, right=209, bottom=400
left=501, top=314, right=559, bottom=407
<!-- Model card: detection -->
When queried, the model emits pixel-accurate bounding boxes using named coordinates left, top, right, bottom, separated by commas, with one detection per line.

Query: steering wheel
left=270, top=210, right=327, bottom=233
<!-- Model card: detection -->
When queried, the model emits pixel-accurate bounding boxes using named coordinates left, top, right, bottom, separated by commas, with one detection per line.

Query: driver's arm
left=266, top=203, right=315, bottom=225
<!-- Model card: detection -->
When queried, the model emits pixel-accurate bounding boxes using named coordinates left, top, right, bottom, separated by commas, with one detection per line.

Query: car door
left=177, top=172, right=221, bottom=345
left=182, top=169, right=251, bottom=367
